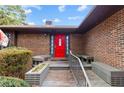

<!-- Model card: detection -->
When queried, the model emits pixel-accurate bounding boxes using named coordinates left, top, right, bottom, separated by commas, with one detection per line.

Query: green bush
left=0, top=47, right=32, bottom=79
left=0, top=76, right=30, bottom=87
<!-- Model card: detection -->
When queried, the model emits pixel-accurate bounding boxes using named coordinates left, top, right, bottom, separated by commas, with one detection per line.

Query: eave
left=78, top=5, right=124, bottom=33
left=0, top=25, right=77, bottom=34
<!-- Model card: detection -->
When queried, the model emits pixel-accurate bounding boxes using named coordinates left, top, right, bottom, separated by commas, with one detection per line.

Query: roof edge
left=78, top=5, right=124, bottom=33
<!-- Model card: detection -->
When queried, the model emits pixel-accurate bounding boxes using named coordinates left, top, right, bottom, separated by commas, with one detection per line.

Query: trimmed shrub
left=0, top=76, right=30, bottom=87
left=0, top=47, right=32, bottom=79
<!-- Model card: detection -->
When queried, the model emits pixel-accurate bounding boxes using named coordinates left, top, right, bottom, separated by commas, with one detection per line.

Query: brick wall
left=17, top=33, right=50, bottom=55
left=76, top=8, right=124, bottom=70
left=70, top=34, right=84, bottom=54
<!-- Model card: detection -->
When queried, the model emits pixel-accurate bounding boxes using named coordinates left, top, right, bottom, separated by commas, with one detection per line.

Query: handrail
left=69, top=50, right=91, bottom=87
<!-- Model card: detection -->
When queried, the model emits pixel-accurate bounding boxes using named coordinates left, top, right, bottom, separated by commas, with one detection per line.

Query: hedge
left=0, top=76, right=30, bottom=87
left=0, top=47, right=32, bottom=79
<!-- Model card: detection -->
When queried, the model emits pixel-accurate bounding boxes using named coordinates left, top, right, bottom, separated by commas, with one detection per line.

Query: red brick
left=70, top=8, right=124, bottom=70
left=17, top=33, right=50, bottom=55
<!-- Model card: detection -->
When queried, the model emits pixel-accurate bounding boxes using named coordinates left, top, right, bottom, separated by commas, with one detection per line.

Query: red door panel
left=54, top=34, right=66, bottom=58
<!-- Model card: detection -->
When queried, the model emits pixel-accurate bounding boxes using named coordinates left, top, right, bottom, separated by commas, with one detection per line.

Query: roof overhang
left=0, top=5, right=123, bottom=34
left=78, top=5, right=124, bottom=33
left=0, top=25, right=77, bottom=34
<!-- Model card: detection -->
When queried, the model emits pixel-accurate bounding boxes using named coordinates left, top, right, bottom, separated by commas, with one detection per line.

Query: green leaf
left=0, top=5, right=26, bottom=25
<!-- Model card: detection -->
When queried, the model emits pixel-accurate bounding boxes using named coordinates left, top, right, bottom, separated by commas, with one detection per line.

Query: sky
left=22, top=5, right=94, bottom=26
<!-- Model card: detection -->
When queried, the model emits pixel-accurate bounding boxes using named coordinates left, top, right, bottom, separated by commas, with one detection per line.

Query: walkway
left=86, top=70, right=111, bottom=87
left=42, top=69, right=76, bottom=87
left=41, top=61, right=76, bottom=87
left=41, top=60, right=111, bottom=87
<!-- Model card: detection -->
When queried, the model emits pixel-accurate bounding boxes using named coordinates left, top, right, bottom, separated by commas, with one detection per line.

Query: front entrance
left=54, top=34, right=66, bottom=58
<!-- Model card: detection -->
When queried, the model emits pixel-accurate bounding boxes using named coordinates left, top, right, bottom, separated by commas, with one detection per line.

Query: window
left=5, top=32, right=12, bottom=47
left=50, top=35, right=54, bottom=56
left=66, top=35, right=69, bottom=55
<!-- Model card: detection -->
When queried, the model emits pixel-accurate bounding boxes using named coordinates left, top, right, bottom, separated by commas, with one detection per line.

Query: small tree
left=0, top=6, right=26, bottom=25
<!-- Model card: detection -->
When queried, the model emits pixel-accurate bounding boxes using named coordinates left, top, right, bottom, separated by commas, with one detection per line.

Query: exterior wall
left=70, top=34, right=84, bottom=54
left=17, top=33, right=50, bottom=55
left=80, top=8, right=124, bottom=70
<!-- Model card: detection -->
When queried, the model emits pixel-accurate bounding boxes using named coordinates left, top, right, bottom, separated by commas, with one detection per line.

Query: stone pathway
left=42, top=70, right=76, bottom=87
left=86, top=70, right=111, bottom=87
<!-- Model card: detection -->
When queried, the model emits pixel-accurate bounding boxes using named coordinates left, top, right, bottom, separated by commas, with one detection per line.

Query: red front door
left=54, top=34, right=66, bottom=58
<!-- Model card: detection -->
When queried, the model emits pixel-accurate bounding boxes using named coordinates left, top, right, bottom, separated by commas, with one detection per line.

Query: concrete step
left=50, top=67, right=69, bottom=70
left=50, top=57, right=68, bottom=61
left=49, top=63, right=69, bottom=70
left=84, top=64, right=92, bottom=70
left=43, top=61, right=69, bottom=70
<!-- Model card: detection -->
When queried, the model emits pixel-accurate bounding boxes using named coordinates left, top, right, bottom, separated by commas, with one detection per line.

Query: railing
left=68, top=50, right=91, bottom=87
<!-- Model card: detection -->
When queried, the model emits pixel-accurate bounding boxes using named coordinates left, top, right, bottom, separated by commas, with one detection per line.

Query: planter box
left=25, top=63, right=49, bottom=86
left=92, top=62, right=124, bottom=86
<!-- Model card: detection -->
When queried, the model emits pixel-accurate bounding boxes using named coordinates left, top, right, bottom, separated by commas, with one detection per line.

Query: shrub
left=0, top=76, right=30, bottom=87
left=0, top=47, right=32, bottom=79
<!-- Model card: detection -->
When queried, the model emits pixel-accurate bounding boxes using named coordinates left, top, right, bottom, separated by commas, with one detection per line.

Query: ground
left=42, top=70, right=76, bottom=87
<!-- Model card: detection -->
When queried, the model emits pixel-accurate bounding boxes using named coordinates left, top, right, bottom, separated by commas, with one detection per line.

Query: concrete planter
left=25, top=63, right=49, bottom=86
